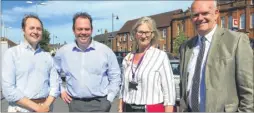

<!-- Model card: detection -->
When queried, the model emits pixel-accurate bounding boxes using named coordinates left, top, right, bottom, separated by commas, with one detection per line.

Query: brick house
left=113, top=9, right=183, bottom=53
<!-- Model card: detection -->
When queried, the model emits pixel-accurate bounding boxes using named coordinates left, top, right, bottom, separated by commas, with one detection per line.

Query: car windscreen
left=170, top=62, right=180, bottom=75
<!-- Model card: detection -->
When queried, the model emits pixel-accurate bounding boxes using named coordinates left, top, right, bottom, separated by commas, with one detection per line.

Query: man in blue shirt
left=2, top=14, right=60, bottom=112
left=54, top=12, right=121, bottom=112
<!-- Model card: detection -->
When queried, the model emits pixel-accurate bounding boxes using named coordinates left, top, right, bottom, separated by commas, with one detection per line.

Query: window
left=221, top=17, right=225, bottom=28
left=162, top=29, right=166, bottom=38
left=240, top=14, right=245, bottom=29
left=119, top=36, right=122, bottom=42
left=182, top=21, right=185, bottom=33
left=228, top=15, right=233, bottom=29
left=251, top=13, right=254, bottom=28
left=177, top=24, right=181, bottom=35
left=129, top=45, right=132, bottom=51
left=163, top=44, right=166, bottom=51
left=117, top=42, right=119, bottom=47
left=119, top=47, right=122, bottom=51
left=123, top=34, right=127, bottom=41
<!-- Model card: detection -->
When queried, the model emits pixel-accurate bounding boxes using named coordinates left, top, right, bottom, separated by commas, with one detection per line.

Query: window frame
left=240, top=14, right=246, bottom=29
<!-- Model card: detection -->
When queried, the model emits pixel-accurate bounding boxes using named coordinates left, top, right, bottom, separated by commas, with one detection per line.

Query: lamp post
left=4, top=26, right=12, bottom=38
left=52, top=34, right=57, bottom=45
left=26, top=1, right=46, bottom=14
left=111, top=13, right=119, bottom=49
left=98, top=28, right=103, bottom=34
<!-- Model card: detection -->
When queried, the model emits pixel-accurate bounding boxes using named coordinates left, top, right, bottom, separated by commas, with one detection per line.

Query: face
left=191, top=1, right=219, bottom=36
left=73, top=17, right=93, bottom=46
left=23, top=18, right=43, bottom=45
left=135, top=23, right=154, bottom=48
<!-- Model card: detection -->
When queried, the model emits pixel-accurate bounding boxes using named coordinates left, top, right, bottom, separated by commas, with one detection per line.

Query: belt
left=31, top=98, right=46, bottom=104
left=71, top=95, right=107, bottom=101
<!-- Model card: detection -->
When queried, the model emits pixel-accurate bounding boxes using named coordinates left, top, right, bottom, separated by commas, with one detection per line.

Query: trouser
left=7, top=98, right=53, bottom=112
left=123, top=103, right=146, bottom=112
left=123, top=102, right=166, bottom=112
left=68, top=95, right=111, bottom=112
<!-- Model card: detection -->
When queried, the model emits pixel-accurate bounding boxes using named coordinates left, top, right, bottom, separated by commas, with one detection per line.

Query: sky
left=1, top=0, right=193, bottom=45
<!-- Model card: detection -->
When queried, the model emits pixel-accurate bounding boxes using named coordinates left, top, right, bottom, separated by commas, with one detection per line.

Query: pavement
left=1, top=96, right=119, bottom=112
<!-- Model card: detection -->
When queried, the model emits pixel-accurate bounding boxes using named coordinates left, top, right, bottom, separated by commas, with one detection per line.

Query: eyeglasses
left=136, top=31, right=153, bottom=37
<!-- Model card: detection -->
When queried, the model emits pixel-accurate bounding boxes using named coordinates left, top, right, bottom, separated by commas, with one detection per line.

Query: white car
left=170, top=59, right=180, bottom=104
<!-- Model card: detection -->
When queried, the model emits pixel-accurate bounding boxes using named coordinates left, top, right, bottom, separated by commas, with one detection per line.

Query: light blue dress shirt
left=54, top=40, right=121, bottom=102
left=2, top=42, right=60, bottom=103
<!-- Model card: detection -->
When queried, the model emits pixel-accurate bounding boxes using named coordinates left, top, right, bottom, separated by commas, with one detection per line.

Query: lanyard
left=131, top=46, right=150, bottom=80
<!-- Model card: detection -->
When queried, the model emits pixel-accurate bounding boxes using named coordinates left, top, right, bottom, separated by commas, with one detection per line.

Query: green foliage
left=39, top=29, right=51, bottom=52
left=173, top=31, right=187, bottom=55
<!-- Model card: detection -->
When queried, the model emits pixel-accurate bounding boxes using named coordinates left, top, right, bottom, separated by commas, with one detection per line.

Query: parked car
left=169, top=59, right=180, bottom=104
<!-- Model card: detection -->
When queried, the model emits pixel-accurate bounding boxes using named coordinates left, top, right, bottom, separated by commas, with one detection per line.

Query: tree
left=173, top=31, right=187, bottom=55
left=39, top=29, right=51, bottom=52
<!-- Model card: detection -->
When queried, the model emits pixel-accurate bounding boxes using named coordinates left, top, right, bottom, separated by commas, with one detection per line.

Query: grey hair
left=130, top=16, right=161, bottom=52
left=190, top=0, right=218, bottom=15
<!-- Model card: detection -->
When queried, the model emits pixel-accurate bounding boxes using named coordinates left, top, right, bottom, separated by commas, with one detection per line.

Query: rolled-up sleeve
left=53, top=48, right=66, bottom=93
left=2, top=49, right=25, bottom=102
left=159, top=53, right=176, bottom=106
left=49, top=57, right=60, bottom=98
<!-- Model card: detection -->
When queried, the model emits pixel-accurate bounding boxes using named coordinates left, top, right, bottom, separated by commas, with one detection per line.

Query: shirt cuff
left=49, top=88, right=60, bottom=98
left=60, top=85, right=66, bottom=93
left=107, top=93, right=116, bottom=102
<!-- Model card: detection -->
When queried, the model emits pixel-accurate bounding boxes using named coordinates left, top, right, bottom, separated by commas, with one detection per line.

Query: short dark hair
left=21, top=14, right=43, bottom=30
left=72, top=12, right=93, bottom=30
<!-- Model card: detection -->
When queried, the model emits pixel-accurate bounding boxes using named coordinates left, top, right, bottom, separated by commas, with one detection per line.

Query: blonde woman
left=118, top=16, right=176, bottom=112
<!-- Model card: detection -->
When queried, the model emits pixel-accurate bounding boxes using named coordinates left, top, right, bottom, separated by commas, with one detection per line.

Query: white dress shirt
left=187, top=25, right=217, bottom=109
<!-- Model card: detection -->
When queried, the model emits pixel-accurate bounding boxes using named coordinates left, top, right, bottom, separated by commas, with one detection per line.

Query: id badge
left=129, top=81, right=138, bottom=90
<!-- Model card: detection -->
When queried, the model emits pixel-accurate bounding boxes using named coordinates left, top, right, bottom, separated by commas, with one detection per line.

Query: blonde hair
left=130, top=16, right=161, bottom=52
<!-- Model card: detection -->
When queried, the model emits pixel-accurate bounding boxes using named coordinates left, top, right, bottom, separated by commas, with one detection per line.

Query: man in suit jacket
left=179, top=0, right=253, bottom=112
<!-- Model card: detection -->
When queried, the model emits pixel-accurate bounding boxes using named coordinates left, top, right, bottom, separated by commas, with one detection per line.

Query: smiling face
left=135, top=23, right=154, bottom=49
left=191, top=0, right=219, bottom=36
left=23, top=18, right=43, bottom=46
left=73, top=17, right=93, bottom=46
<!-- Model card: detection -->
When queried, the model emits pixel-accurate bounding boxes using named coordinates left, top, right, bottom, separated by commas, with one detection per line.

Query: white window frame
left=220, top=17, right=225, bottom=28
left=251, top=13, right=254, bottom=28
left=163, top=44, right=166, bottom=51
left=162, top=29, right=166, bottom=38
left=177, top=24, right=180, bottom=35
left=240, top=14, right=245, bottom=29
left=123, top=34, right=126, bottom=41
left=228, top=15, right=233, bottom=29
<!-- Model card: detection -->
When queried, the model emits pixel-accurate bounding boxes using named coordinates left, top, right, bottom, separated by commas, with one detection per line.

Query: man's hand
left=61, top=91, right=72, bottom=103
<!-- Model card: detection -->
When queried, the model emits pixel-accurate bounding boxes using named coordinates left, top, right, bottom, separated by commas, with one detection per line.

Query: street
left=1, top=96, right=119, bottom=112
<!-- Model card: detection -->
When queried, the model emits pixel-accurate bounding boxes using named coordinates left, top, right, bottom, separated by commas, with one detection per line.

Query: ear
left=214, top=9, right=220, bottom=20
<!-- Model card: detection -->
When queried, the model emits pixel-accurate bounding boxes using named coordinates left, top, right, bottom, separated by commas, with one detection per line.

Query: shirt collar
left=20, top=41, right=42, bottom=52
left=72, top=39, right=96, bottom=52
left=198, top=25, right=217, bottom=43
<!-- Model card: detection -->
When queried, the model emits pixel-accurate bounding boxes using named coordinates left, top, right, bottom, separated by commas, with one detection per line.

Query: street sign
left=232, top=18, right=238, bottom=31
left=233, top=18, right=238, bottom=28
left=108, top=33, right=114, bottom=39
